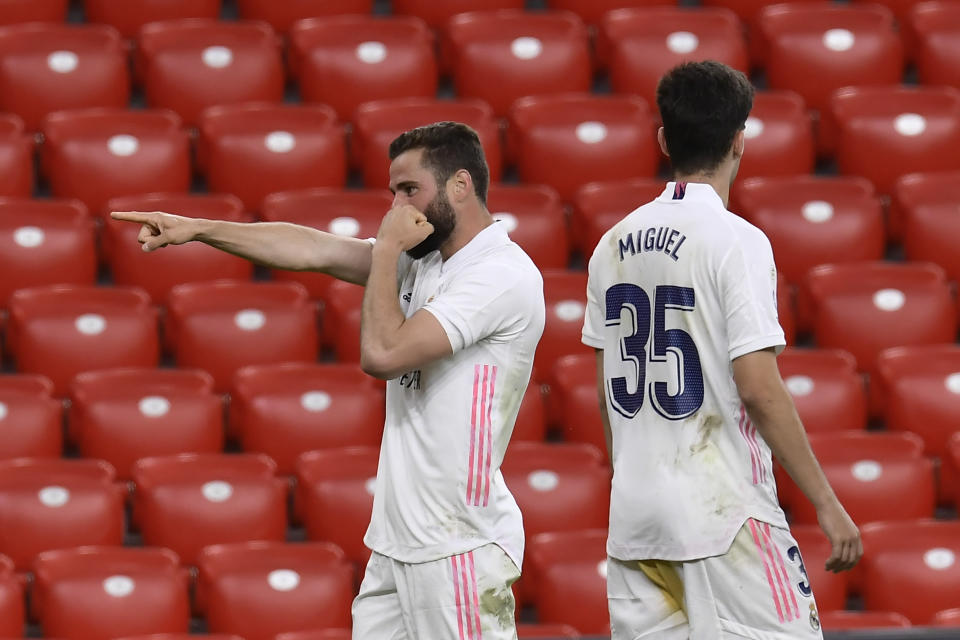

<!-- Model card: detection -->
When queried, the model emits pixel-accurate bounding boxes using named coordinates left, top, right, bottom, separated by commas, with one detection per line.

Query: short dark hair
left=656, top=61, right=754, bottom=175
left=389, top=121, right=490, bottom=205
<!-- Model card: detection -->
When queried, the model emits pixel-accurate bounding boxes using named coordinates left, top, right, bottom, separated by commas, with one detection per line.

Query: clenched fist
left=110, top=211, right=198, bottom=252
left=375, top=204, right=434, bottom=252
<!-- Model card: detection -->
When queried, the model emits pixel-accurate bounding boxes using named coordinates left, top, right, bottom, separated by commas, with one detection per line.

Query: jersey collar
left=441, top=220, right=510, bottom=273
left=658, top=181, right=725, bottom=209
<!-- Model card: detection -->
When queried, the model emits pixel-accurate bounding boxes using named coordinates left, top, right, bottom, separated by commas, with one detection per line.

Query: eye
left=404, top=186, right=418, bottom=196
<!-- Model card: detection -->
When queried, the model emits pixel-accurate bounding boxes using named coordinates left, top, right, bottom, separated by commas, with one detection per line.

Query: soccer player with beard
left=112, top=122, right=545, bottom=639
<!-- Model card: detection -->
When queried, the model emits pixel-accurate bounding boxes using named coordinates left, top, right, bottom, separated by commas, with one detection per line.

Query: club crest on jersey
left=809, top=603, right=820, bottom=631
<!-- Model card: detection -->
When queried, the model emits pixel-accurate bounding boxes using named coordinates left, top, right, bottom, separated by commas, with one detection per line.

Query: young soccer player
left=581, top=62, right=862, bottom=639
left=113, top=122, right=545, bottom=639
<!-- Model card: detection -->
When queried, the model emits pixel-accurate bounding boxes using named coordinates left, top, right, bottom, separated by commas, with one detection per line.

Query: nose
left=392, top=193, right=406, bottom=208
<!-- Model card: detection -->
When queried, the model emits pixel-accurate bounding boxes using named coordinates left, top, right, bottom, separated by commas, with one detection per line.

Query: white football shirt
left=582, top=182, right=789, bottom=562
left=364, top=222, right=545, bottom=568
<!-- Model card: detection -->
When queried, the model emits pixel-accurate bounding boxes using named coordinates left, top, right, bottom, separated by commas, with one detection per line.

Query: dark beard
left=405, top=190, right=457, bottom=260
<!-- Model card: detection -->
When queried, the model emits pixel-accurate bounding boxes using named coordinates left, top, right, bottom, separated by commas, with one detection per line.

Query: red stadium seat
left=820, top=611, right=911, bottom=629
left=392, top=0, right=524, bottom=30
left=290, top=16, right=436, bottom=122
left=527, top=529, right=609, bottom=635
left=0, top=458, right=124, bottom=571
left=237, top=0, right=373, bottom=33
left=295, top=448, right=378, bottom=568
left=486, top=184, right=569, bottom=270
left=136, top=20, right=284, bottom=127
left=0, top=554, right=22, bottom=637
left=0, top=198, right=96, bottom=307
left=7, top=285, right=159, bottom=396
left=512, top=377, right=548, bottom=442
left=911, top=1, right=960, bottom=89
left=132, top=453, right=287, bottom=566
left=509, top=94, right=658, bottom=202
left=898, top=176, right=960, bottom=283
left=860, top=520, right=960, bottom=624
left=197, top=103, right=347, bottom=212
left=874, top=345, right=960, bottom=459
left=275, top=631, right=351, bottom=640
left=444, top=11, right=591, bottom=118
left=117, top=635, right=242, bottom=640
left=801, top=262, right=956, bottom=372
left=892, top=170, right=960, bottom=245
left=85, top=0, right=221, bottom=39
left=0, top=0, right=66, bottom=25
left=775, top=348, right=867, bottom=434
left=549, top=0, right=674, bottom=26
left=934, top=608, right=960, bottom=626
left=735, top=91, right=815, bottom=183
left=946, top=432, right=960, bottom=506
left=735, top=176, right=884, bottom=287
left=778, top=435, right=936, bottom=525
left=103, top=193, right=253, bottom=303
left=260, top=188, right=390, bottom=299
left=599, top=7, right=748, bottom=106
left=0, top=23, right=129, bottom=131
left=196, top=542, right=354, bottom=640
left=571, top=179, right=664, bottom=258
left=229, top=362, right=384, bottom=474
left=831, top=86, right=960, bottom=195
left=68, top=368, right=223, bottom=480
left=758, top=4, right=902, bottom=115
left=319, top=279, right=364, bottom=363
left=547, top=354, right=605, bottom=455
left=0, top=374, right=61, bottom=460
left=0, top=114, right=33, bottom=198
left=165, top=281, right=319, bottom=392
left=851, top=0, right=931, bottom=25
left=787, top=526, right=849, bottom=612
left=501, top=443, right=610, bottom=542
left=32, top=547, right=190, bottom=640
left=517, top=623, right=581, bottom=639
left=41, top=109, right=191, bottom=215
left=537, top=270, right=591, bottom=382
left=352, top=98, right=502, bottom=189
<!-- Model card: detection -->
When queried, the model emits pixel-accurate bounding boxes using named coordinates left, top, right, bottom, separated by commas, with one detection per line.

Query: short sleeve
left=581, top=246, right=606, bottom=349
left=422, top=261, right=541, bottom=354
left=719, top=231, right=786, bottom=360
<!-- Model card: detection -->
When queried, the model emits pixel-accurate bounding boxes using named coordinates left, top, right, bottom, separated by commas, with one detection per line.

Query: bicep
left=732, top=347, right=784, bottom=405
left=374, top=308, right=454, bottom=379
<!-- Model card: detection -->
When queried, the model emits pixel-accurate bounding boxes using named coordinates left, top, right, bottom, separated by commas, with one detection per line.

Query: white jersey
left=364, top=222, right=545, bottom=568
left=582, top=182, right=789, bottom=562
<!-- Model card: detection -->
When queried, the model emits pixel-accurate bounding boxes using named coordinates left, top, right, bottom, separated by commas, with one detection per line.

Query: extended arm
left=733, top=348, right=862, bottom=572
left=360, top=205, right=453, bottom=379
left=110, top=211, right=373, bottom=285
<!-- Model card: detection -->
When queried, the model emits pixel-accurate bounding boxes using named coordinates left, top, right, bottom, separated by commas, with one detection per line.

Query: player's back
left=582, top=181, right=788, bottom=562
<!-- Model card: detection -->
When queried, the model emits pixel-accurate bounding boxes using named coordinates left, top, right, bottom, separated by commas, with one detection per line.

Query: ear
left=657, top=127, right=670, bottom=158
left=732, top=129, right=746, bottom=160
left=449, top=169, right=473, bottom=203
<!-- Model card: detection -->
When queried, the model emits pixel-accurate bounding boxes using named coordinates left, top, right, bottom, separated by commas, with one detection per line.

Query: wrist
left=372, top=240, right=403, bottom=260
left=192, top=218, right=214, bottom=243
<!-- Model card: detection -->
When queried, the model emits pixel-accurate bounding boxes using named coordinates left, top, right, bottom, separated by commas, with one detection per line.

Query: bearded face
left=405, top=186, right=457, bottom=259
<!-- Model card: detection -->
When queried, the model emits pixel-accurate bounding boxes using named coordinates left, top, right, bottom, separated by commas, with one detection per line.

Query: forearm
left=743, top=384, right=838, bottom=510
left=360, top=243, right=407, bottom=378
left=194, top=219, right=372, bottom=283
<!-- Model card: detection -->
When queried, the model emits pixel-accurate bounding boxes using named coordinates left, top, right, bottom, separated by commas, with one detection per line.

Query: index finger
left=110, top=211, right=155, bottom=224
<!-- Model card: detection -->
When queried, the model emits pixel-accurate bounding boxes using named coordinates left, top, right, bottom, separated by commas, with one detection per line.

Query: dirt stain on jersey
left=479, top=585, right=515, bottom=630
left=691, top=413, right=723, bottom=454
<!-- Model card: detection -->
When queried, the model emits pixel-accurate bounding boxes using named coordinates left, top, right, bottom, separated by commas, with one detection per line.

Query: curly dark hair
left=389, top=121, right=490, bottom=205
left=656, top=61, right=755, bottom=176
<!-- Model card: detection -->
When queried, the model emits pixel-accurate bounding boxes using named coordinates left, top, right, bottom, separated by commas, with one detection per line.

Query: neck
left=439, top=205, right=494, bottom=261
left=674, top=171, right=732, bottom=208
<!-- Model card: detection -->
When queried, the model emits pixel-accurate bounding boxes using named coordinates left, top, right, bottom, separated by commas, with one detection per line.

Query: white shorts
left=609, top=519, right=824, bottom=640
left=352, top=543, right=521, bottom=640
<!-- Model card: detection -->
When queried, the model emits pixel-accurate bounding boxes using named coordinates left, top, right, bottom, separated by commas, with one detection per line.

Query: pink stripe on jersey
left=459, top=553, right=477, bottom=640
left=451, top=555, right=468, bottom=640
left=472, top=366, right=490, bottom=506
left=468, top=551, right=483, bottom=639
left=765, top=523, right=800, bottom=620
left=747, top=419, right=767, bottom=483
left=739, top=405, right=759, bottom=484
left=482, top=366, right=497, bottom=507
left=748, top=519, right=786, bottom=623
left=757, top=521, right=795, bottom=623
left=466, top=366, right=481, bottom=505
